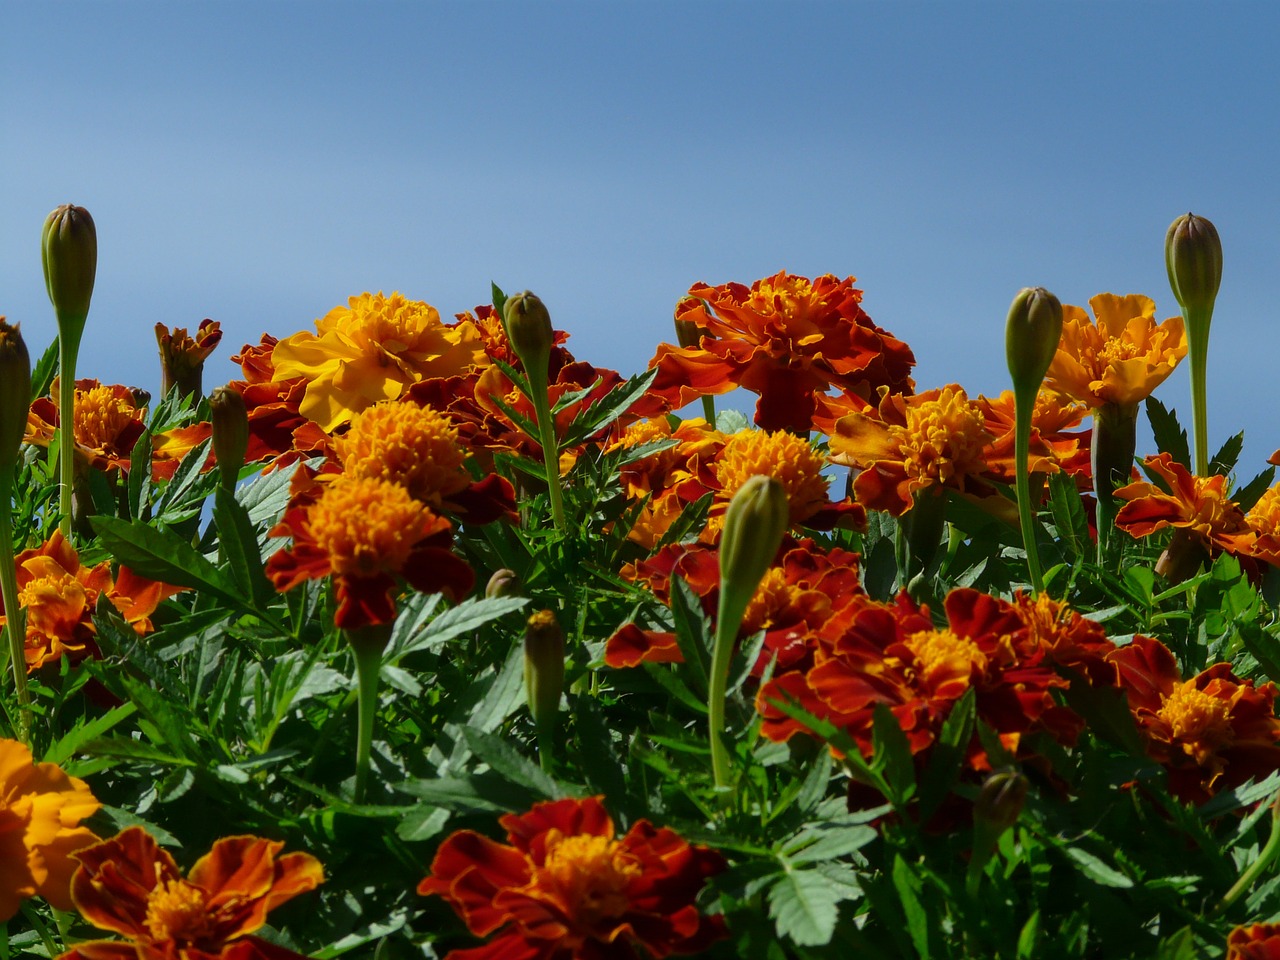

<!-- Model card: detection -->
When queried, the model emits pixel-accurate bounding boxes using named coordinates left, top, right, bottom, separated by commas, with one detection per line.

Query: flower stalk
left=1092, top=400, right=1140, bottom=564
left=344, top=623, right=392, bottom=803
left=41, top=205, right=97, bottom=539
left=1005, top=287, right=1063, bottom=594
left=1166, top=213, right=1222, bottom=477
left=0, top=320, right=32, bottom=741
left=504, top=292, right=566, bottom=532
left=709, top=475, right=788, bottom=797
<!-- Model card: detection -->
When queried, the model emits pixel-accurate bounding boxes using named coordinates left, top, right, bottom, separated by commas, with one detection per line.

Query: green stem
left=1012, top=392, right=1045, bottom=594
left=700, top=395, right=716, bottom=426
left=1187, top=309, right=1211, bottom=477
left=1091, top=401, right=1139, bottom=567
left=527, top=369, right=566, bottom=532
left=55, top=335, right=83, bottom=540
left=346, top=629, right=388, bottom=804
left=1215, top=788, right=1280, bottom=916
left=709, top=583, right=754, bottom=800
left=0, top=474, right=29, bottom=744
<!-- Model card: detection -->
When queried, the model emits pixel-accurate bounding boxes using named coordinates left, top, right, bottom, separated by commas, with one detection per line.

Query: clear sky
left=3, top=1, right=1279, bottom=477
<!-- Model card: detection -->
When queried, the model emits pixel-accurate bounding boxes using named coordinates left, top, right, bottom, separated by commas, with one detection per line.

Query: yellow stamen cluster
left=714, top=430, right=829, bottom=525
left=621, top=418, right=672, bottom=448
left=540, top=830, right=641, bottom=927
left=904, top=628, right=987, bottom=679
left=1247, top=485, right=1280, bottom=536
left=741, top=567, right=797, bottom=635
left=1158, top=680, right=1234, bottom=762
left=344, top=292, right=443, bottom=355
left=18, top=571, right=87, bottom=626
left=893, top=387, right=990, bottom=484
left=73, top=385, right=138, bottom=451
left=145, top=879, right=211, bottom=943
left=306, top=477, right=428, bottom=576
left=336, top=402, right=469, bottom=506
left=749, top=274, right=815, bottom=317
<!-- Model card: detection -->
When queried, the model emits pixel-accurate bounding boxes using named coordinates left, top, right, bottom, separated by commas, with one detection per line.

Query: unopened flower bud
left=486, top=568, right=521, bottom=599
left=209, top=385, right=249, bottom=491
left=674, top=297, right=709, bottom=350
left=1005, top=287, right=1063, bottom=398
left=718, top=475, right=789, bottom=631
left=1166, top=213, right=1222, bottom=320
left=523, top=609, right=565, bottom=734
left=974, top=768, right=1029, bottom=838
left=41, top=205, right=97, bottom=334
left=0, top=320, right=32, bottom=475
left=503, top=291, right=554, bottom=380
left=156, top=319, right=223, bottom=401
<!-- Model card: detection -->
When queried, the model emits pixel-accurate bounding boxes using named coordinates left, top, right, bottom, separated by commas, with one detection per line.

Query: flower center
left=714, top=430, right=829, bottom=525
left=18, top=571, right=90, bottom=635
left=336, top=402, right=469, bottom=506
left=741, top=567, right=799, bottom=635
left=346, top=292, right=443, bottom=357
left=73, top=385, right=137, bottom=450
left=748, top=275, right=816, bottom=318
left=1248, top=486, right=1280, bottom=536
left=1097, top=336, right=1140, bottom=368
left=539, top=831, right=642, bottom=930
left=145, top=879, right=212, bottom=944
left=892, top=387, right=990, bottom=485
left=904, top=628, right=987, bottom=679
left=306, top=477, right=430, bottom=576
left=1158, top=680, right=1234, bottom=756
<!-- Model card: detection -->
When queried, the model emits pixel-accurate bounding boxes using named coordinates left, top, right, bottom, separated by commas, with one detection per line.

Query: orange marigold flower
left=829, top=385, right=998, bottom=516
left=156, top=318, right=222, bottom=398
left=1045, top=293, right=1187, bottom=408
left=710, top=428, right=864, bottom=533
left=0, top=739, right=99, bottom=921
left=1114, top=452, right=1254, bottom=557
left=605, top=538, right=865, bottom=677
left=0, top=530, right=183, bottom=671
left=270, top=292, right=485, bottom=433
left=1227, top=923, right=1280, bottom=959
left=645, top=271, right=916, bottom=434
left=266, top=468, right=474, bottom=629
left=59, top=826, right=323, bottom=960
left=1108, top=635, right=1280, bottom=803
left=610, top=418, right=726, bottom=548
left=25, top=379, right=211, bottom=481
left=1243, top=483, right=1280, bottom=568
left=978, top=389, right=1092, bottom=484
left=418, top=796, right=726, bottom=960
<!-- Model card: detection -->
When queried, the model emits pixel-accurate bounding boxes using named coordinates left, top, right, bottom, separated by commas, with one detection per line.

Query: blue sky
left=3, top=1, right=1279, bottom=477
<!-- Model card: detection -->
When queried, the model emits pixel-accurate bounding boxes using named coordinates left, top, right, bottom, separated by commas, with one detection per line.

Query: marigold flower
left=156, top=318, right=222, bottom=400
left=60, top=826, right=322, bottom=960
left=1114, top=452, right=1254, bottom=557
left=270, top=291, right=485, bottom=433
left=713, top=429, right=844, bottom=529
left=1227, top=923, right=1280, bottom=960
left=978, top=389, right=1091, bottom=484
left=1244, top=484, right=1280, bottom=567
left=266, top=468, right=474, bottom=629
left=646, top=271, right=916, bottom=434
left=418, top=796, right=726, bottom=960
left=25, top=378, right=210, bottom=481
left=0, top=738, right=99, bottom=920
left=0, top=530, right=182, bottom=671
left=1108, top=635, right=1280, bottom=803
left=1044, top=294, right=1186, bottom=408
left=829, top=385, right=999, bottom=516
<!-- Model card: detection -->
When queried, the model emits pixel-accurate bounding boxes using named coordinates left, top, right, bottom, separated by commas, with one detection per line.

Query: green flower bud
left=1005, top=287, right=1063, bottom=398
left=718, top=475, right=789, bottom=630
left=0, top=320, right=32, bottom=476
left=524, top=609, right=565, bottom=734
left=208, top=385, right=249, bottom=492
left=503, top=291, right=554, bottom=380
left=974, top=768, right=1029, bottom=837
left=485, top=568, right=521, bottom=599
left=41, top=205, right=97, bottom=334
left=1166, top=213, right=1222, bottom=319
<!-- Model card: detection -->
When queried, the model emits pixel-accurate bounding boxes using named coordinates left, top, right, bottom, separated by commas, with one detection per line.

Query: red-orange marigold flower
left=0, top=739, right=99, bottom=921
left=646, top=272, right=916, bottom=434
left=156, top=318, right=223, bottom=398
left=1114, top=452, right=1254, bottom=557
left=1228, top=923, right=1280, bottom=960
left=59, top=826, right=323, bottom=960
left=1108, top=635, right=1280, bottom=803
left=0, top=530, right=184, bottom=671
left=265, top=467, right=474, bottom=629
left=418, top=796, right=726, bottom=960
left=977, top=389, right=1092, bottom=485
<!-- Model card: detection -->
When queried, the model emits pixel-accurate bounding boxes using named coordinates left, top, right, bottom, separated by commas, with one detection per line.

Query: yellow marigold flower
left=830, top=385, right=995, bottom=515
left=1045, top=293, right=1187, bottom=408
left=1157, top=679, right=1235, bottom=766
left=713, top=429, right=831, bottom=527
left=271, top=292, right=485, bottom=433
left=307, top=477, right=432, bottom=577
left=0, top=738, right=99, bottom=920
left=335, top=401, right=470, bottom=507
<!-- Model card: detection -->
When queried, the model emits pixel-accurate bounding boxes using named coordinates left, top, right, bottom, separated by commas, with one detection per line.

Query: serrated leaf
left=560, top=368, right=659, bottom=447
left=919, top=687, right=975, bottom=819
left=1209, top=431, right=1245, bottom=477
left=213, top=486, right=276, bottom=609
left=385, top=595, right=527, bottom=663
left=891, top=855, right=931, bottom=958
left=785, top=822, right=877, bottom=864
left=92, top=515, right=238, bottom=598
left=462, top=726, right=564, bottom=800
left=43, top=704, right=138, bottom=767
left=1235, top=466, right=1276, bottom=513
left=128, top=428, right=153, bottom=519
left=767, top=867, right=840, bottom=947
left=872, top=703, right=916, bottom=804
left=1065, top=846, right=1133, bottom=888
left=1145, top=396, right=1191, bottom=468
left=668, top=575, right=711, bottom=696
left=1047, top=471, right=1089, bottom=563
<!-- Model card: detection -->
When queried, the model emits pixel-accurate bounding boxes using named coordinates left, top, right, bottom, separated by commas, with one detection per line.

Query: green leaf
left=1209, top=431, right=1245, bottom=477
left=785, top=820, right=877, bottom=864
left=560, top=368, right=659, bottom=447
left=1235, top=466, right=1276, bottom=513
left=1065, top=846, right=1133, bottom=888
left=461, top=726, right=565, bottom=800
left=31, top=337, right=58, bottom=400
left=385, top=595, right=528, bottom=663
left=127, top=428, right=153, bottom=520
left=891, top=854, right=931, bottom=958
left=872, top=703, right=916, bottom=805
left=1047, top=471, right=1089, bottom=563
left=1145, top=396, right=1191, bottom=468
left=767, top=867, right=840, bottom=947
left=213, top=486, right=276, bottom=609
left=918, top=688, right=975, bottom=819
left=43, top=704, right=138, bottom=767
left=667, top=575, right=712, bottom=696
left=491, top=282, right=507, bottom=319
